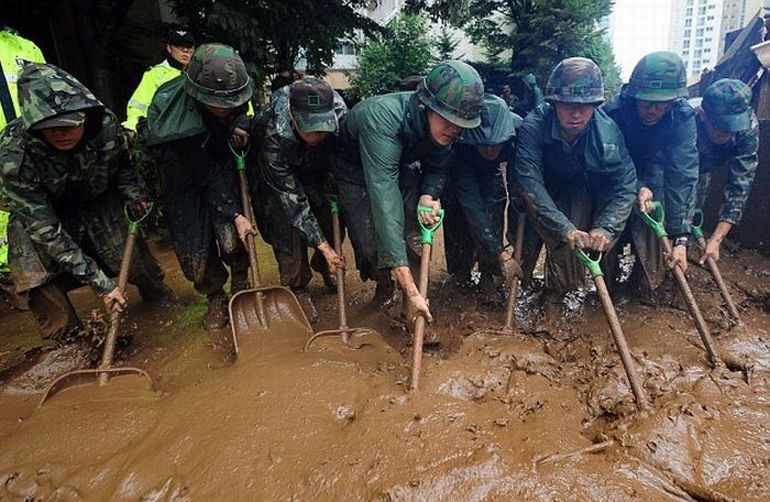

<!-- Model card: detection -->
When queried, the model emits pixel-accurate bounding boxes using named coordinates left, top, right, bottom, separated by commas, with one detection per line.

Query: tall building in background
left=669, top=0, right=765, bottom=82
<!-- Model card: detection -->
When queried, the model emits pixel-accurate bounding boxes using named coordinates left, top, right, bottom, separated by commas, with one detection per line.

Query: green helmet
left=702, top=78, right=753, bottom=132
left=184, top=43, right=252, bottom=108
left=624, top=51, right=687, bottom=102
left=417, top=60, right=484, bottom=128
left=544, top=57, right=604, bottom=104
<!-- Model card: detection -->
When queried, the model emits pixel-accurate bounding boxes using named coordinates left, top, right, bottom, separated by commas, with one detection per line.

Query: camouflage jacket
left=511, top=103, right=636, bottom=241
left=0, top=63, right=146, bottom=295
left=333, top=92, right=452, bottom=269
left=254, top=85, right=347, bottom=247
left=695, top=112, right=759, bottom=225
left=602, top=94, right=699, bottom=236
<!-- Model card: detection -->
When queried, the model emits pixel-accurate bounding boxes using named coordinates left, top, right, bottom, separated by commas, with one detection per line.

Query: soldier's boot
left=138, top=282, right=178, bottom=308
left=294, top=289, right=319, bottom=324
left=230, top=269, right=250, bottom=296
left=370, top=279, right=396, bottom=311
left=28, top=283, right=82, bottom=341
left=204, top=290, right=229, bottom=330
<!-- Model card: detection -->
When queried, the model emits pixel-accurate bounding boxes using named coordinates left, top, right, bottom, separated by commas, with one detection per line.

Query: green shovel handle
left=228, top=140, right=250, bottom=172
left=638, top=201, right=668, bottom=238
left=576, top=249, right=604, bottom=279
left=124, top=202, right=154, bottom=234
left=329, top=197, right=340, bottom=215
left=418, top=205, right=445, bottom=245
left=691, top=208, right=704, bottom=240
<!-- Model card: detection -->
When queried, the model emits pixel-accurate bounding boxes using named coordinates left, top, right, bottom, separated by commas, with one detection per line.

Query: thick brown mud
left=0, top=240, right=769, bottom=500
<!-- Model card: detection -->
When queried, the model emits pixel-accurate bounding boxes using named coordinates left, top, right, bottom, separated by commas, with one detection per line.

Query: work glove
left=404, top=291, right=432, bottom=326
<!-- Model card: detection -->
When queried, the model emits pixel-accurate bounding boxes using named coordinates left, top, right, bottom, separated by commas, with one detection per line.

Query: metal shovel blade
left=229, top=285, right=313, bottom=353
left=38, top=367, right=154, bottom=407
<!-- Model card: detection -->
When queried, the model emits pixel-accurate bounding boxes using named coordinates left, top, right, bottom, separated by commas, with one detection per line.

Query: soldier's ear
left=698, top=108, right=706, bottom=122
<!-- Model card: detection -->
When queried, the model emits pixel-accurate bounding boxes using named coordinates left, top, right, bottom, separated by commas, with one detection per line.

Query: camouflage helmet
left=624, top=51, right=687, bottom=102
left=417, top=60, right=484, bottom=128
left=702, top=78, right=753, bottom=132
left=184, top=43, right=252, bottom=108
left=544, top=57, right=604, bottom=104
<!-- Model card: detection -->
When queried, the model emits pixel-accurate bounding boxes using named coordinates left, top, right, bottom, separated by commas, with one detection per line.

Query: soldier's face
left=203, top=105, right=233, bottom=118
left=700, top=110, right=735, bottom=145
left=298, top=130, right=329, bottom=147
left=476, top=144, right=504, bottom=161
left=554, top=102, right=594, bottom=141
left=636, top=99, right=673, bottom=126
left=40, top=125, right=86, bottom=151
left=427, top=110, right=462, bottom=146
left=167, top=44, right=195, bottom=66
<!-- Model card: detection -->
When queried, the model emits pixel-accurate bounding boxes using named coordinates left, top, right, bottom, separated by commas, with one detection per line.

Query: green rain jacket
left=511, top=103, right=637, bottom=241
left=602, top=94, right=699, bottom=236
left=334, top=92, right=451, bottom=269
left=0, top=64, right=146, bottom=294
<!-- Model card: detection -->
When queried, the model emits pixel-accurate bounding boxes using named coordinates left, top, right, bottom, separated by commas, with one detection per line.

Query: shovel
left=228, top=145, right=312, bottom=354
left=639, top=202, right=725, bottom=368
left=474, top=210, right=526, bottom=336
left=576, top=249, right=649, bottom=411
left=410, top=205, right=445, bottom=391
left=39, top=205, right=155, bottom=406
left=691, top=209, right=741, bottom=323
left=304, top=197, right=385, bottom=350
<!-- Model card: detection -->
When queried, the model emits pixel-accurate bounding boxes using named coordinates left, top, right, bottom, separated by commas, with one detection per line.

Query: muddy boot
left=28, top=283, right=82, bottom=341
left=138, top=283, right=178, bottom=308
left=370, top=280, right=396, bottom=311
left=295, top=290, right=319, bottom=323
left=204, top=290, right=229, bottom=330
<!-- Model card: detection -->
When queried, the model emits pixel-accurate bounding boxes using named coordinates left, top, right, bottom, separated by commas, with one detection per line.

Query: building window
left=686, top=7, right=693, bottom=15
left=705, top=37, right=712, bottom=42
left=685, top=29, right=692, bottom=37
left=683, top=50, right=690, bottom=56
left=687, top=0, right=694, bottom=4
left=683, top=40, right=691, bottom=48
left=706, top=26, right=713, bottom=31
left=335, top=43, right=356, bottom=56
left=685, top=18, right=693, bottom=27
left=698, top=6, right=706, bottom=14
left=695, top=38, right=704, bottom=47
left=696, top=28, right=705, bottom=36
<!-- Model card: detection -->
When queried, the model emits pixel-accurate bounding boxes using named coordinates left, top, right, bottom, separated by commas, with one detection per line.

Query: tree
left=434, top=24, right=463, bottom=62
left=350, top=14, right=434, bottom=99
left=406, top=0, right=621, bottom=94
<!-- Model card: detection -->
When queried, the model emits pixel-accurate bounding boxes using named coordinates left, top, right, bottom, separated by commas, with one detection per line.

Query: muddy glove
left=637, top=187, right=654, bottom=213
left=565, top=229, right=592, bottom=250
left=417, top=195, right=442, bottom=226
left=497, top=246, right=523, bottom=285
left=234, top=213, right=256, bottom=244
left=404, top=291, right=432, bottom=326
left=588, top=228, right=611, bottom=252
left=318, top=241, right=346, bottom=274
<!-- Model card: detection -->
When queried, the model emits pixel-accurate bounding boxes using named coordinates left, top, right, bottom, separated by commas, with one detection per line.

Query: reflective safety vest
left=0, top=29, right=45, bottom=275
left=123, top=59, right=181, bottom=132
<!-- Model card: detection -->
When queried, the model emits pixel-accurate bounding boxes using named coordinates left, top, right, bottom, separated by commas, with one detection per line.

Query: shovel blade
left=38, top=367, right=154, bottom=407
left=229, top=286, right=313, bottom=353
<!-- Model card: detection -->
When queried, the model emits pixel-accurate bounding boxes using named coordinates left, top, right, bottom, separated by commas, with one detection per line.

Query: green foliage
left=350, top=14, right=434, bottom=99
left=408, top=0, right=621, bottom=95
left=434, top=24, right=463, bottom=62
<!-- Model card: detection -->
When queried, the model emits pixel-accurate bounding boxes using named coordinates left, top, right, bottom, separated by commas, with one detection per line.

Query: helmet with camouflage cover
left=544, top=57, right=604, bottom=104
left=184, top=43, right=252, bottom=108
left=624, top=51, right=687, bottom=102
left=417, top=60, right=484, bottom=128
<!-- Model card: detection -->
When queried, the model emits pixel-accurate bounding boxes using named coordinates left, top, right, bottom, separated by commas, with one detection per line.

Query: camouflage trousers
left=7, top=189, right=168, bottom=339
left=442, top=167, right=505, bottom=282
left=253, top=176, right=340, bottom=291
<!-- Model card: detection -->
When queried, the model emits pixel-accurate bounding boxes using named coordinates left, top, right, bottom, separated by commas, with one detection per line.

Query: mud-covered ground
left=1, top=235, right=769, bottom=501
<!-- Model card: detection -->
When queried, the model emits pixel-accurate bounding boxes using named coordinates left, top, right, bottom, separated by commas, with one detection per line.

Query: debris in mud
left=334, top=404, right=356, bottom=422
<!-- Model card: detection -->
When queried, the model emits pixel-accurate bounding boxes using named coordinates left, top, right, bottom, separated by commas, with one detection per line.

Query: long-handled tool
left=691, top=209, right=741, bottom=323
left=639, top=202, right=724, bottom=368
left=410, top=205, right=444, bottom=392
left=474, top=211, right=526, bottom=336
left=228, top=145, right=312, bottom=354
left=39, top=206, right=155, bottom=406
left=305, top=197, right=384, bottom=350
left=576, top=249, right=649, bottom=411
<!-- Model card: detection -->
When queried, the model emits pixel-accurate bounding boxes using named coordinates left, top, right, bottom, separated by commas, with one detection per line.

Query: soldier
left=0, top=63, right=173, bottom=340
left=510, top=57, right=636, bottom=294
left=692, top=78, right=758, bottom=264
left=123, top=29, right=196, bottom=135
left=602, top=52, right=698, bottom=294
left=144, top=44, right=255, bottom=330
left=333, top=60, right=484, bottom=324
left=443, top=93, right=522, bottom=301
left=0, top=25, right=46, bottom=281
left=252, top=77, right=347, bottom=322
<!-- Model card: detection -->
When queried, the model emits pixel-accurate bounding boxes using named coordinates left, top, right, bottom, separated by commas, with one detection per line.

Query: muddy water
left=1, top=241, right=769, bottom=500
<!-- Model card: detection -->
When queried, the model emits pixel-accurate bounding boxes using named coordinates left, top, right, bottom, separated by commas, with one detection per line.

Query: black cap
left=166, top=29, right=196, bottom=48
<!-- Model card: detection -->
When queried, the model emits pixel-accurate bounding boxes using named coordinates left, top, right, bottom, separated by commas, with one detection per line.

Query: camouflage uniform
left=251, top=79, right=347, bottom=292
left=510, top=58, right=637, bottom=292
left=443, top=94, right=519, bottom=283
left=333, top=61, right=483, bottom=294
left=602, top=52, right=699, bottom=291
left=692, top=79, right=758, bottom=225
left=0, top=63, right=168, bottom=339
left=144, top=44, right=251, bottom=308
